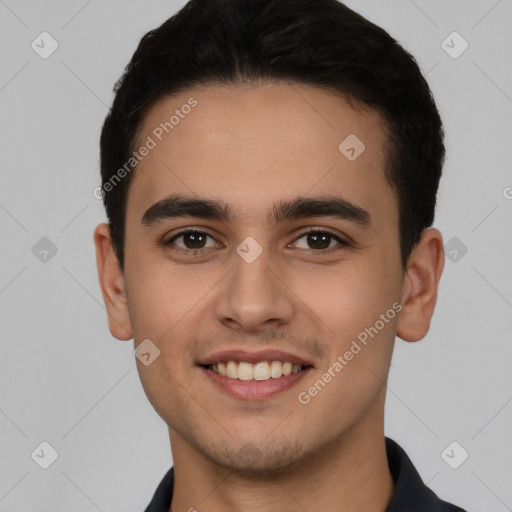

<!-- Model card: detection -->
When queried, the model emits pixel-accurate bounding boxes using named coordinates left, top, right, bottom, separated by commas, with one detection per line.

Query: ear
left=93, top=223, right=133, bottom=340
left=396, top=228, right=445, bottom=342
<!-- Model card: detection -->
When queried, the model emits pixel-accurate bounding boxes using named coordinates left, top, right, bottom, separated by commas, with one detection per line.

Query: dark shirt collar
left=143, top=437, right=466, bottom=512
left=384, top=438, right=466, bottom=511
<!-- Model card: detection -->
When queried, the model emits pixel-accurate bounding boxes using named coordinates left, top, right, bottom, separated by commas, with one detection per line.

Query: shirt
left=143, top=437, right=467, bottom=511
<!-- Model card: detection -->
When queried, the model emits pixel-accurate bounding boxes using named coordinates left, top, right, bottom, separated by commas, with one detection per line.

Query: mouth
left=201, top=360, right=312, bottom=381
left=197, top=350, right=314, bottom=400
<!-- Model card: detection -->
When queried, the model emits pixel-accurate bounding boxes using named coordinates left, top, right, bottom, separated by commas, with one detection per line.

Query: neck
left=168, top=408, right=394, bottom=512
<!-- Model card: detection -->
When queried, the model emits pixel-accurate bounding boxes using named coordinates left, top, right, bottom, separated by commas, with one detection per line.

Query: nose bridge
left=215, top=243, right=294, bottom=331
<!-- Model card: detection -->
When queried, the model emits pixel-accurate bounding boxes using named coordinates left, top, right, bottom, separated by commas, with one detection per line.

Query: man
left=94, top=0, right=467, bottom=510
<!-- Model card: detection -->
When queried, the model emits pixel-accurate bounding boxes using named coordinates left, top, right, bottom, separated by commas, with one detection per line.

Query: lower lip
left=201, top=366, right=311, bottom=400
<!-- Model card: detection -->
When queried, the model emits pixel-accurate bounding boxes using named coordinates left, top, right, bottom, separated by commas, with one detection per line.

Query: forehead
left=127, top=82, right=396, bottom=228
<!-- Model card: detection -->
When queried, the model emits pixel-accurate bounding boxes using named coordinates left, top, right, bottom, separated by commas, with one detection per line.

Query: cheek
left=298, top=261, right=396, bottom=332
left=136, top=355, right=196, bottom=431
left=298, top=260, right=399, bottom=390
left=124, top=258, right=218, bottom=356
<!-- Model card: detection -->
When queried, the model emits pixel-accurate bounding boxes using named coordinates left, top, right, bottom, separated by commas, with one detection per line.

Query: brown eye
left=180, top=231, right=208, bottom=249
left=164, top=230, right=218, bottom=253
left=293, top=229, right=349, bottom=251
left=306, top=232, right=331, bottom=250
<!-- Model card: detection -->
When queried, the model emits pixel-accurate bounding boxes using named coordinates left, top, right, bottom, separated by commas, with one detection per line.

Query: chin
left=205, top=438, right=308, bottom=477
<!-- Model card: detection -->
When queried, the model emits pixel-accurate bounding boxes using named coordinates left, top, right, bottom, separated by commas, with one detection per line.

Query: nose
left=213, top=246, right=295, bottom=334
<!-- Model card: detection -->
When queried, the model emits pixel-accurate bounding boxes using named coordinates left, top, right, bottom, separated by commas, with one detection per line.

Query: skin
left=94, top=82, right=444, bottom=512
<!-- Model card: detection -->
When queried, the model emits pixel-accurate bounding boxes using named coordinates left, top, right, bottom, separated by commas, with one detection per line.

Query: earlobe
left=93, top=223, right=133, bottom=341
left=396, top=228, right=445, bottom=343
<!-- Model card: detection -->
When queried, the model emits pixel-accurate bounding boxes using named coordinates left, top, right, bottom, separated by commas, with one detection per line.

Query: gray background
left=0, top=0, right=511, bottom=510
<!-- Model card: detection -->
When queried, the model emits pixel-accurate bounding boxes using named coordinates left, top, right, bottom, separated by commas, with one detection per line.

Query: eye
left=162, top=227, right=350, bottom=257
left=163, top=230, right=219, bottom=254
left=292, top=229, right=350, bottom=251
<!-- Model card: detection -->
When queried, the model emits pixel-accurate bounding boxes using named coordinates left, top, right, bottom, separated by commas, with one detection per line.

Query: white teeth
left=238, top=362, right=254, bottom=381
left=226, top=361, right=238, bottom=379
left=270, top=361, right=282, bottom=379
left=208, top=360, right=305, bottom=380
left=254, top=362, right=271, bottom=380
left=282, top=362, right=292, bottom=376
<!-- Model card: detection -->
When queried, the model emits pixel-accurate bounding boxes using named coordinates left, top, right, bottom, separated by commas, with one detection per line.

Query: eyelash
left=162, top=228, right=351, bottom=256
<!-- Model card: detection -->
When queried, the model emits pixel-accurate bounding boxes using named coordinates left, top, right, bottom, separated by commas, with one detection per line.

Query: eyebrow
left=141, top=193, right=371, bottom=228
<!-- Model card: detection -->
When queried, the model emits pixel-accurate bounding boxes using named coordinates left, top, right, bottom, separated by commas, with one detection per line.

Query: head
left=95, top=0, right=445, bottom=474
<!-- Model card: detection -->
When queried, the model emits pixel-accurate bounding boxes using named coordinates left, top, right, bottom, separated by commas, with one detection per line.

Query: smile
left=207, top=360, right=305, bottom=381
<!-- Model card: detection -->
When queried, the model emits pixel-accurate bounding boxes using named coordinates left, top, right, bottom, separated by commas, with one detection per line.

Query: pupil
left=309, top=233, right=330, bottom=249
left=185, top=233, right=206, bottom=249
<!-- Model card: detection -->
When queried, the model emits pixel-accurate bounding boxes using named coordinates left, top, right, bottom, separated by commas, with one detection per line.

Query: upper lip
left=197, top=349, right=314, bottom=367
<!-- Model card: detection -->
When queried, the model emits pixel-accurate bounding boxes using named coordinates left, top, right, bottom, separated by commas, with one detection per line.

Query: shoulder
left=385, top=438, right=467, bottom=512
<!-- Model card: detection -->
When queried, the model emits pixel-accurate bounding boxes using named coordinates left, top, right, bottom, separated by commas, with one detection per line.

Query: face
left=95, top=82, right=442, bottom=475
